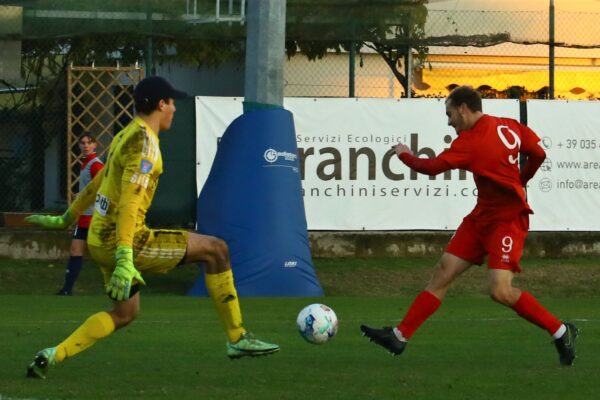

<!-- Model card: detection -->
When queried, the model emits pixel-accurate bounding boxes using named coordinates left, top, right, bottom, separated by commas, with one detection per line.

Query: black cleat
left=56, top=289, right=72, bottom=296
left=360, top=325, right=407, bottom=355
left=554, top=322, right=578, bottom=366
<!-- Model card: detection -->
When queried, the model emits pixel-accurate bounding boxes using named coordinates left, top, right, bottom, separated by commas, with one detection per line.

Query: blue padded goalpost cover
left=188, top=108, right=323, bottom=296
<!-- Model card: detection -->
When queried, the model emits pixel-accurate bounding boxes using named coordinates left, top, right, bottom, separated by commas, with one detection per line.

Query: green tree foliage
left=285, top=1, right=511, bottom=97
left=286, top=0, right=430, bottom=97
left=5, top=0, right=245, bottom=93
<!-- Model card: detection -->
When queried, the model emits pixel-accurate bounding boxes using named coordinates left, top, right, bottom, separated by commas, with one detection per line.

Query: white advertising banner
left=526, top=100, right=600, bottom=231
left=196, top=97, right=520, bottom=230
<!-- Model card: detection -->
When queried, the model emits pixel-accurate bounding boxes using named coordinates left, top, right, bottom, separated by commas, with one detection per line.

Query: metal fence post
left=549, top=0, right=555, bottom=99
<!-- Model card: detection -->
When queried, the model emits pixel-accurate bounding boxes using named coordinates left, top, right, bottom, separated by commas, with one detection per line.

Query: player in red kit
left=360, top=85, right=578, bottom=366
left=56, top=134, right=104, bottom=295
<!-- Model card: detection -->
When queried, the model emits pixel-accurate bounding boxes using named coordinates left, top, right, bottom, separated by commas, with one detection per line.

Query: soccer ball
left=296, top=303, right=338, bottom=344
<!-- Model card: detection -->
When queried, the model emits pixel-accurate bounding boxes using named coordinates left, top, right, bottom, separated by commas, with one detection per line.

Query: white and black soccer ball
left=296, top=303, right=338, bottom=344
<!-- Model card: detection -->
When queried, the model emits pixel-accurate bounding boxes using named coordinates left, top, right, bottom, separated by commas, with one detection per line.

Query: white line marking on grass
left=11, top=317, right=597, bottom=325
left=430, top=318, right=595, bottom=322
left=11, top=320, right=200, bottom=325
left=360, top=317, right=597, bottom=324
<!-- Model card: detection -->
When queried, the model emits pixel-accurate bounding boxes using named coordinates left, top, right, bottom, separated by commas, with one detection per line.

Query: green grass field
left=1, top=257, right=599, bottom=399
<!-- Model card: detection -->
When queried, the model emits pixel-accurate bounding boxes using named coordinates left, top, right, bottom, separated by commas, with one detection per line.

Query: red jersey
left=400, top=115, right=546, bottom=221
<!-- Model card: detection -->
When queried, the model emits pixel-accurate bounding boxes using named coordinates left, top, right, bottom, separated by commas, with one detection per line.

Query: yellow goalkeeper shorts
left=89, top=227, right=189, bottom=284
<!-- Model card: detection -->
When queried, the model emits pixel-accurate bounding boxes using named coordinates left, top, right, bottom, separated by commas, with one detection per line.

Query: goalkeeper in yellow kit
left=25, top=76, right=279, bottom=379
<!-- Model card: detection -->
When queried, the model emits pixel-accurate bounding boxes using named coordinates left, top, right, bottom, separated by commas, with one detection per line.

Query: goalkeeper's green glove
left=25, top=210, right=75, bottom=229
left=106, top=245, right=146, bottom=301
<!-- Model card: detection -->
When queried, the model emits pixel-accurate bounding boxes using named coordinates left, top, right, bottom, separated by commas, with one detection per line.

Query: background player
left=360, top=85, right=578, bottom=366
left=25, top=76, right=279, bottom=379
left=56, top=133, right=104, bottom=296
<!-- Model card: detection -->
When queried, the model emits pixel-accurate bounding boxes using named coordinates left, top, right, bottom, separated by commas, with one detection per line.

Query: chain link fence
left=2, top=2, right=600, bottom=213
left=286, top=9, right=600, bottom=100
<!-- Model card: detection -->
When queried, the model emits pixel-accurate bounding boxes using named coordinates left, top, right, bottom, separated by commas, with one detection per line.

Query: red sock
left=397, top=291, right=442, bottom=339
left=512, top=291, right=562, bottom=335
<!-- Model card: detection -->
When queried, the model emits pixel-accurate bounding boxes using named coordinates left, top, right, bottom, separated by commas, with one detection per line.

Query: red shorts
left=446, top=212, right=529, bottom=273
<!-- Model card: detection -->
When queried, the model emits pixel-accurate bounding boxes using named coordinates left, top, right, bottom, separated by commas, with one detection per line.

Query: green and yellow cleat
left=26, top=347, right=57, bottom=379
left=226, top=332, right=280, bottom=359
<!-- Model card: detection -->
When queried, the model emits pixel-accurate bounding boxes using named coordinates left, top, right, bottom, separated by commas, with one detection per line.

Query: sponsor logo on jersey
left=94, top=193, right=110, bottom=216
left=130, top=172, right=150, bottom=188
left=140, top=159, right=153, bottom=174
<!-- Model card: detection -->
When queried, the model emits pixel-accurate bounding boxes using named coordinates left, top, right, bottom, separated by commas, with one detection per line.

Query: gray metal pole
left=349, top=42, right=355, bottom=98
left=145, top=36, right=153, bottom=76
left=406, top=14, right=412, bottom=98
left=145, top=8, right=154, bottom=75
left=244, top=0, right=286, bottom=109
left=406, top=49, right=412, bottom=98
left=549, top=0, right=555, bottom=99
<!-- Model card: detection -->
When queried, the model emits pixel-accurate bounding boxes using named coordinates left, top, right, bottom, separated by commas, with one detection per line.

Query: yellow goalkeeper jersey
left=70, top=116, right=163, bottom=248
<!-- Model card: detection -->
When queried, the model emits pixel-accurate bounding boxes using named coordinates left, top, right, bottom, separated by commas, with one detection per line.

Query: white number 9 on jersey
left=497, top=125, right=521, bottom=164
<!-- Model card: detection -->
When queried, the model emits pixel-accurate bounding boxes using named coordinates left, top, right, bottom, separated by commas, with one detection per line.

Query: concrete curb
left=2, top=228, right=600, bottom=260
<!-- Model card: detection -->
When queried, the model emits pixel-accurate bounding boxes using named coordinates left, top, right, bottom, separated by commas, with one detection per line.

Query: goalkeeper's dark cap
left=134, top=76, right=187, bottom=105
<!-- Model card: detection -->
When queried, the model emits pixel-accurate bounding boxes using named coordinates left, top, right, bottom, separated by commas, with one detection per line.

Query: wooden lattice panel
left=66, top=66, right=143, bottom=203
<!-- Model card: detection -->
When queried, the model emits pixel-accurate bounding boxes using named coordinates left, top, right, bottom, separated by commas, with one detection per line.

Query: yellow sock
left=205, top=269, right=245, bottom=343
left=55, top=311, right=115, bottom=362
